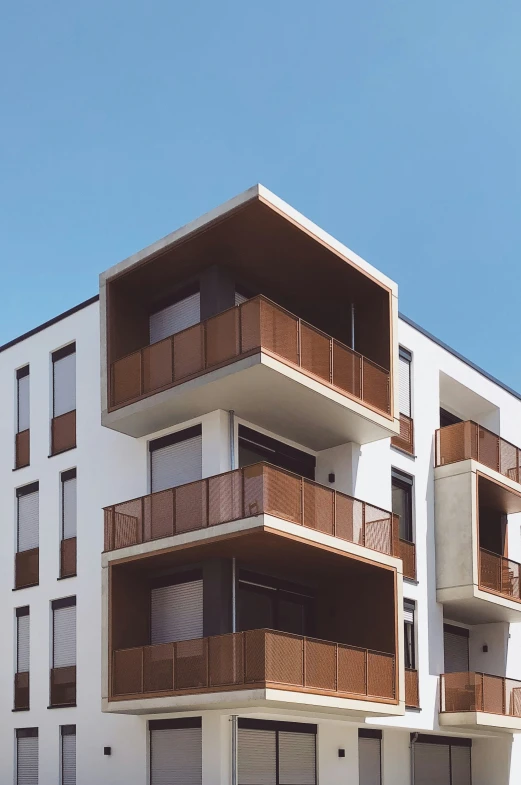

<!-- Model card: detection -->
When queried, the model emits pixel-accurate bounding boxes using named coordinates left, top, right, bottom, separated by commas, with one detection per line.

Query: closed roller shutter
left=151, top=580, right=203, bottom=644
left=151, top=434, right=202, bottom=493
left=53, top=605, right=76, bottom=668
left=18, top=370, right=30, bottom=432
left=450, top=745, right=472, bottom=785
left=62, top=474, right=77, bottom=539
left=399, top=352, right=411, bottom=417
left=444, top=626, right=469, bottom=674
left=17, top=612, right=30, bottom=672
left=54, top=351, right=76, bottom=417
left=359, top=737, right=381, bottom=785
left=150, top=727, right=202, bottom=785
left=150, top=293, right=200, bottom=345
left=238, top=728, right=276, bottom=785
left=235, top=291, right=248, bottom=306
left=62, top=728, right=76, bottom=785
left=18, top=488, right=39, bottom=553
left=414, top=742, right=450, bottom=785
left=17, top=733, right=38, bottom=785
left=279, top=731, right=316, bottom=785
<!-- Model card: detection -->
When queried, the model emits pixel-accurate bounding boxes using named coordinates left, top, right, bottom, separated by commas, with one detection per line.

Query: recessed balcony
left=100, top=186, right=399, bottom=448
left=440, top=672, right=521, bottom=733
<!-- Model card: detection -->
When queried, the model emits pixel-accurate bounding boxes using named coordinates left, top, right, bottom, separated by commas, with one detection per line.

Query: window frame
left=391, top=468, right=414, bottom=543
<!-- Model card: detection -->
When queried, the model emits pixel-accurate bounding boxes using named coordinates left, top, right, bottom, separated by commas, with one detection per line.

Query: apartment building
left=2, top=184, right=521, bottom=784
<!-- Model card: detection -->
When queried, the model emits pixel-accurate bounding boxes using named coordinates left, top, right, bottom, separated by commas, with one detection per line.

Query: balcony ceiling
left=479, top=474, right=521, bottom=515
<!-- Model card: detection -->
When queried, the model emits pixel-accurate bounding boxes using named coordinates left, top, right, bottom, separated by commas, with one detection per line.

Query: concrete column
left=382, top=729, right=410, bottom=785
left=200, top=266, right=235, bottom=321
left=203, top=713, right=230, bottom=785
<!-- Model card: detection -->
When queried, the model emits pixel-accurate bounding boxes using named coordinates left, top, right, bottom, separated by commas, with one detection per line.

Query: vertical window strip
left=52, top=345, right=76, bottom=418
left=17, top=367, right=30, bottom=433
left=61, top=470, right=77, bottom=541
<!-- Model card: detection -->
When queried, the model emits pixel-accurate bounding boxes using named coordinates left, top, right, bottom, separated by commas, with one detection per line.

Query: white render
left=1, top=188, right=521, bottom=783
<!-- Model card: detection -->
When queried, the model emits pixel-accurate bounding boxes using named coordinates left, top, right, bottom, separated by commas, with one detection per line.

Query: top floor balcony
left=100, top=186, right=399, bottom=448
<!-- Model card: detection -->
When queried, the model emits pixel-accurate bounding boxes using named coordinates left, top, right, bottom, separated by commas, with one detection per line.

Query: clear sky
left=1, top=1, right=520, bottom=389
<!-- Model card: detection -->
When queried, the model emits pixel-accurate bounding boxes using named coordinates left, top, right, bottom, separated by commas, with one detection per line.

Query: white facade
left=2, top=188, right=521, bottom=784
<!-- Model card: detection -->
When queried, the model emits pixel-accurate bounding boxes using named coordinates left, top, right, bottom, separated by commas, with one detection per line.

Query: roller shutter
left=413, top=737, right=471, bottom=785
left=150, top=293, right=200, bottom=345
left=279, top=731, right=316, bottom=785
left=17, top=368, right=30, bottom=432
left=450, top=745, right=472, bottom=785
left=151, top=580, right=203, bottom=644
left=61, top=727, right=76, bottom=785
left=53, top=603, right=76, bottom=668
left=235, top=291, right=248, bottom=306
left=150, top=726, right=202, bottom=785
left=62, top=473, right=77, bottom=540
left=399, top=350, right=411, bottom=417
left=17, top=487, right=39, bottom=553
left=443, top=626, right=469, bottom=674
left=53, top=349, right=76, bottom=417
left=150, top=433, right=202, bottom=494
left=17, top=611, right=30, bottom=673
left=16, top=731, right=38, bottom=785
left=238, top=728, right=276, bottom=785
left=358, top=736, right=381, bottom=785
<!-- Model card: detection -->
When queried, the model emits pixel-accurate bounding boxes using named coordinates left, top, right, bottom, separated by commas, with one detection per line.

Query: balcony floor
left=440, top=711, right=521, bottom=734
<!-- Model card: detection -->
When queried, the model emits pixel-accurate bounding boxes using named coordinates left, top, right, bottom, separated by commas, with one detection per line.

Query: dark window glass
left=440, top=408, right=463, bottom=428
left=238, top=426, right=315, bottom=480
left=392, top=470, right=413, bottom=543
left=237, top=573, right=312, bottom=636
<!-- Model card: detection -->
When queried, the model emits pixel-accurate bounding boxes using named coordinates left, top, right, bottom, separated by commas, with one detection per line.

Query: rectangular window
left=398, top=347, right=412, bottom=417
left=238, top=425, right=316, bottom=480
left=60, top=469, right=77, bottom=578
left=237, top=571, right=313, bottom=637
left=17, top=482, right=39, bottom=554
left=358, top=729, right=382, bottom=785
left=51, top=344, right=76, bottom=455
left=149, top=425, right=202, bottom=493
left=15, top=367, right=30, bottom=469
left=404, top=600, right=416, bottom=670
left=150, top=718, right=202, bottom=785
left=15, top=607, right=30, bottom=711
left=16, top=727, right=38, bottom=785
left=150, top=574, right=203, bottom=645
left=51, top=597, right=76, bottom=707
left=412, top=735, right=471, bottom=785
left=149, top=289, right=201, bottom=345
left=61, top=726, right=76, bottom=785
left=443, top=624, right=469, bottom=673
left=238, top=719, right=316, bottom=785
left=391, top=469, right=413, bottom=543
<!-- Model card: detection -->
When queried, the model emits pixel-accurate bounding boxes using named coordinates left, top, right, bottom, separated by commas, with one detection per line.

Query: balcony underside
left=102, top=352, right=397, bottom=448
left=436, top=587, right=521, bottom=624
left=440, top=712, right=521, bottom=734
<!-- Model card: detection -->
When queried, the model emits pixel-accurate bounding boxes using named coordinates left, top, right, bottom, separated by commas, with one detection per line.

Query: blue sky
left=1, top=1, right=520, bottom=389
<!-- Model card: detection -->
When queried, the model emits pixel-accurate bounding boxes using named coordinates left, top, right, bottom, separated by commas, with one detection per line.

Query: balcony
left=440, top=672, right=521, bottom=733
left=436, top=421, right=521, bottom=486
left=435, top=449, right=521, bottom=623
left=101, top=186, right=398, bottom=447
left=103, top=462, right=414, bottom=577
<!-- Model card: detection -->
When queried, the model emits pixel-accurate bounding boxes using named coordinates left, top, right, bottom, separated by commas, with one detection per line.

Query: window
left=51, top=597, right=76, bottom=707
left=404, top=600, right=416, bottom=670
left=15, top=607, right=30, bottom=710
left=15, top=366, right=30, bottom=469
left=150, top=718, right=202, bottom=785
left=51, top=343, right=76, bottom=455
left=61, top=726, right=76, bottom=785
left=149, top=289, right=201, bottom=345
left=238, top=571, right=313, bottom=638
left=16, top=727, right=38, bottom=785
left=238, top=425, right=316, bottom=480
left=150, top=573, right=203, bottom=645
left=15, top=482, right=39, bottom=589
left=391, top=469, right=413, bottom=543
left=443, top=624, right=469, bottom=673
left=398, top=347, right=412, bottom=417
left=238, top=719, right=316, bottom=785
left=440, top=407, right=462, bottom=428
left=358, top=729, right=381, bottom=785
left=412, top=735, right=471, bottom=785
left=149, top=425, right=202, bottom=493
left=60, top=469, right=77, bottom=578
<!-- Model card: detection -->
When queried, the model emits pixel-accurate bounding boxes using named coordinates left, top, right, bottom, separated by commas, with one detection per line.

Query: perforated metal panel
left=150, top=727, right=202, bottom=785
left=53, top=606, right=76, bottom=668
left=18, top=374, right=30, bottom=432
left=279, top=731, right=316, bottom=785
left=149, top=293, right=201, bottom=344
left=358, top=737, right=381, bottom=785
left=62, top=477, right=77, bottom=540
left=18, top=491, right=39, bottom=553
left=62, top=731, right=76, bottom=785
left=151, top=435, right=202, bottom=493
left=238, top=728, right=276, bottom=785
left=54, top=352, right=76, bottom=417
left=17, top=613, right=30, bottom=673
left=17, top=735, right=38, bottom=785
left=151, top=580, right=203, bottom=645
left=399, top=355, right=411, bottom=417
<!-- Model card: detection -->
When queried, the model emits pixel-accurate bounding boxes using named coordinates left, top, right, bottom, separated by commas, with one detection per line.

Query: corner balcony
left=109, top=630, right=397, bottom=717
left=103, top=296, right=397, bottom=448
left=440, top=672, right=521, bottom=733
left=103, top=462, right=414, bottom=578
left=435, top=430, right=521, bottom=623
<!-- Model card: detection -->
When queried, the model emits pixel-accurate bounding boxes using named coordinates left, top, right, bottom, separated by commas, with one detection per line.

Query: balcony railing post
left=359, top=355, right=364, bottom=401
left=362, top=502, right=366, bottom=547
left=203, top=321, right=207, bottom=370
left=139, top=349, right=144, bottom=396
left=300, top=478, right=304, bottom=526
left=329, top=337, right=333, bottom=384
left=140, top=648, right=144, bottom=695
left=302, top=637, right=306, bottom=688
left=297, top=319, right=302, bottom=367
left=170, top=335, right=175, bottom=385
left=364, top=649, right=368, bottom=696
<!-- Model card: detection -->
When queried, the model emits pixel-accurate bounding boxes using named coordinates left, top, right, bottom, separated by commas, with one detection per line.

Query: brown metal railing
left=110, top=296, right=391, bottom=414
left=15, top=429, right=30, bottom=469
left=14, top=672, right=29, bottom=710
left=60, top=537, right=77, bottom=579
left=51, top=410, right=76, bottom=455
left=405, top=668, right=419, bottom=708
left=111, top=629, right=396, bottom=703
left=15, top=548, right=39, bottom=590
left=104, top=462, right=411, bottom=567
left=50, top=666, right=76, bottom=707
left=440, top=672, right=521, bottom=717
left=391, top=414, right=414, bottom=455
left=435, top=421, right=521, bottom=484
left=479, top=548, right=521, bottom=602
left=397, top=538, right=416, bottom=580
